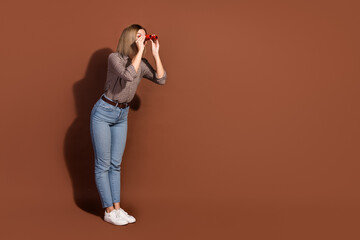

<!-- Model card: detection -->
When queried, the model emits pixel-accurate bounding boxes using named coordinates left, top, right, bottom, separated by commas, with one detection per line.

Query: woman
left=90, top=24, right=167, bottom=225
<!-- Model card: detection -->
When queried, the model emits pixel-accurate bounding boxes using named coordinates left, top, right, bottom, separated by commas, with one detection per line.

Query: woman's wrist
left=138, top=48, right=145, bottom=55
left=153, top=53, right=160, bottom=59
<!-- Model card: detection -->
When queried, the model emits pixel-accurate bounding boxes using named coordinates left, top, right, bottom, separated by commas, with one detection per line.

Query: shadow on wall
left=63, top=48, right=141, bottom=217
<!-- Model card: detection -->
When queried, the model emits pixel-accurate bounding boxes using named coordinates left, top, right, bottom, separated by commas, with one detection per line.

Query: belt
left=101, top=95, right=129, bottom=109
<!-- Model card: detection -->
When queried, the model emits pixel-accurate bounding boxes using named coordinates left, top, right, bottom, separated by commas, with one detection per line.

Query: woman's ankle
left=106, top=206, right=115, bottom=213
left=113, top=202, right=121, bottom=210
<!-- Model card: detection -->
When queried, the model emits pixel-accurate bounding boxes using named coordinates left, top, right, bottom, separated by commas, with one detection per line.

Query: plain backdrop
left=1, top=0, right=359, bottom=239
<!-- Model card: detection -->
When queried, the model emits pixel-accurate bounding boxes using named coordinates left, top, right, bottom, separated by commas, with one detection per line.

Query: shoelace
left=115, top=208, right=128, bottom=218
left=115, top=210, right=120, bottom=218
left=110, top=210, right=118, bottom=218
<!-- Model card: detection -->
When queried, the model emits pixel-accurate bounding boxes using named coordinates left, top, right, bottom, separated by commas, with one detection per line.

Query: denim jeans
left=90, top=93, right=129, bottom=208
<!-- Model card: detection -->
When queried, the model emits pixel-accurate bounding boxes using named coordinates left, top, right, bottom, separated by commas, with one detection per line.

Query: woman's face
left=136, top=29, right=148, bottom=46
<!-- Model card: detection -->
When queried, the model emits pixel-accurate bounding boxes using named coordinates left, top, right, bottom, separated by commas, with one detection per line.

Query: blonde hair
left=116, top=24, right=147, bottom=59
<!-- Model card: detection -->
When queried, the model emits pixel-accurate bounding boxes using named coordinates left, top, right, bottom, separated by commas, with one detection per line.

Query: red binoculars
left=144, top=34, right=158, bottom=42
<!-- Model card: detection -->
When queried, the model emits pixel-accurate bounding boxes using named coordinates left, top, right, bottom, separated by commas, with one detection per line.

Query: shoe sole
left=104, top=218, right=128, bottom=226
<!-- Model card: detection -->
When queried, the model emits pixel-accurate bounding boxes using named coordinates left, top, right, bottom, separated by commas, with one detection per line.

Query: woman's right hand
left=135, top=35, right=145, bottom=52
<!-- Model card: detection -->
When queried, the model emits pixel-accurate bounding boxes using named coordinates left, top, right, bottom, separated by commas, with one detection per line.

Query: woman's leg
left=90, top=116, right=114, bottom=210
left=109, top=114, right=128, bottom=209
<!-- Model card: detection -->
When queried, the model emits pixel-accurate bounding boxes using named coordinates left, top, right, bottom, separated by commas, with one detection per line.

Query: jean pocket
left=98, top=100, right=115, bottom=112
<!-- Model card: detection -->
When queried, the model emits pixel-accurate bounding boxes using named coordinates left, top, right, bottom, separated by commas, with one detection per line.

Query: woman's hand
left=135, top=35, right=145, bottom=52
left=150, top=35, right=160, bottom=56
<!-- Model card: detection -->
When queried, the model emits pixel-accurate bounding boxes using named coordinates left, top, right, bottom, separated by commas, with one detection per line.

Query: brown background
left=1, top=0, right=359, bottom=239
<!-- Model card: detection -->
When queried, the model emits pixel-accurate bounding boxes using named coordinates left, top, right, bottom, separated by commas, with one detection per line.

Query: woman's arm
left=141, top=56, right=167, bottom=85
left=108, top=53, right=139, bottom=82
left=131, top=47, right=144, bottom=74
left=154, top=54, right=165, bottom=78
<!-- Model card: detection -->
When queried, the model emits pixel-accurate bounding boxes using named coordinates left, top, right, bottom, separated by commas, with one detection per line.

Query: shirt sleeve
left=108, top=53, right=139, bottom=82
left=141, top=58, right=167, bottom=85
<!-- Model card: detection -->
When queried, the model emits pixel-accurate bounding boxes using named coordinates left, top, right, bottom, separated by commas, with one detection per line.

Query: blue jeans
left=90, top=93, right=130, bottom=208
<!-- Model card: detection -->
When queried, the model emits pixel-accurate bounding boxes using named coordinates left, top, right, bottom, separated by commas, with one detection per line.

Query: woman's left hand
left=151, top=36, right=160, bottom=56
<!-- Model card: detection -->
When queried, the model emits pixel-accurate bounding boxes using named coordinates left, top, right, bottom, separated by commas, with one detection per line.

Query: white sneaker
left=116, top=208, right=136, bottom=223
left=104, top=209, right=128, bottom=225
